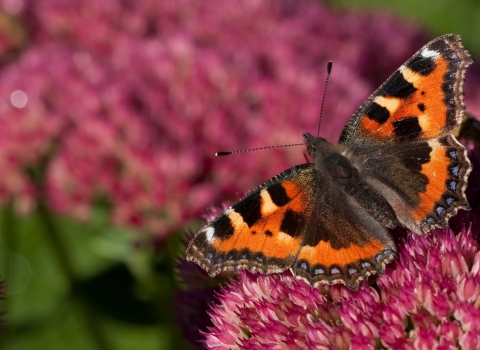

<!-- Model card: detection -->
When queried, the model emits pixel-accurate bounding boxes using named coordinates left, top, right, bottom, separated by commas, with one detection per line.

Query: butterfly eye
left=303, top=133, right=318, bottom=157
left=307, top=144, right=317, bottom=157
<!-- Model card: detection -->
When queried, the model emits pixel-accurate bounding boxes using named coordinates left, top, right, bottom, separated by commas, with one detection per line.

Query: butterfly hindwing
left=412, top=135, right=471, bottom=232
left=352, top=136, right=471, bottom=234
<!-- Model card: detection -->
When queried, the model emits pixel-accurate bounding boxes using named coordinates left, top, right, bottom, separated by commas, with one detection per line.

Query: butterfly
left=186, top=34, right=473, bottom=289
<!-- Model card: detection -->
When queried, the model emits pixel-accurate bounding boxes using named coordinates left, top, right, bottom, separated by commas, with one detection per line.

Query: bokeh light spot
left=10, top=90, right=27, bottom=108
left=73, top=51, right=91, bottom=68
left=3, top=0, right=23, bottom=14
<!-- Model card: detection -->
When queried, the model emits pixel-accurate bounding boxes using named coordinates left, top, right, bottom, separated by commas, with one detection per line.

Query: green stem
left=37, top=201, right=113, bottom=350
left=37, top=202, right=73, bottom=278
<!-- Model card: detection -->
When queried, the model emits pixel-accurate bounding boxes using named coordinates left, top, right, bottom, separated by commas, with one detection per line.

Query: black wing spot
left=265, top=230, right=273, bottom=237
left=365, top=102, right=390, bottom=125
left=397, top=142, right=431, bottom=172
left=214, top=216, right=235, bottom=240
left=234, top=195, right=262, bottom=227
left=392, top=117, right=422, bottom=141
left=382, top=71, right=417, bottom=99
left=280, top=209, right=305, bottom=238
left=406, top=55, right=436, bottom=76
left=266, top=183, right=290, bottom=207
left=417, top=103, right=425, bottom=112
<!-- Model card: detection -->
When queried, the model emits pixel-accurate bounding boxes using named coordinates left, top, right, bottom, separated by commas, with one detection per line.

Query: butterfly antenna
left=317, top=61, right=332, bottom=137
left=216, top=143, right=304, bottom=156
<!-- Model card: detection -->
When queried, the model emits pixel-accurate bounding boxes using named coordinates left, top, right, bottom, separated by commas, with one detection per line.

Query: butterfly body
left=187, top=34, right=473, bottom=289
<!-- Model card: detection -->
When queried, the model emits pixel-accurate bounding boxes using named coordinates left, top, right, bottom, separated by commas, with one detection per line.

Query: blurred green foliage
left=0, top=204, right=193, bottom=350
left=329, top=0, right=480, bottom=57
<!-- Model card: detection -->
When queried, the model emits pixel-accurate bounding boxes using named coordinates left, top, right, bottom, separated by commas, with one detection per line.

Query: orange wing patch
left=359, top=55, right=449, bottom=140
left=412, top=136, right=471, bottom=233
left=297, top=240, right=385, bottom=267
left=211, top=179, right=313, bottom=260
left=412, top=140, right=450, bottom=221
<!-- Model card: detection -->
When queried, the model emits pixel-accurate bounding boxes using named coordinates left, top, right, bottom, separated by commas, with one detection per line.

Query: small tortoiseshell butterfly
left=186, top=34, right=473, bottom=289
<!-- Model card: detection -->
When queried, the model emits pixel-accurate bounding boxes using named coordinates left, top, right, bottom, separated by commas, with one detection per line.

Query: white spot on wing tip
left=203, top=226, right=215, bottom=243
left=421, top=48, right=439, bottom=58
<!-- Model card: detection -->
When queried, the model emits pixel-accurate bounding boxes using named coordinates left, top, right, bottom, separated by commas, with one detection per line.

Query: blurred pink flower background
left=6, top=0, right=479, bottom=240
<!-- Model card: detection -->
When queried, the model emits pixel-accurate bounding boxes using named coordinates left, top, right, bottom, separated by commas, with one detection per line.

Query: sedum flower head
left=203, top=226, right=480, bottom=349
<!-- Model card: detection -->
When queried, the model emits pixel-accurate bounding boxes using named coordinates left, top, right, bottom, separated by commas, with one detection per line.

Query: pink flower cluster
left=0, top=0, right=440, bottom=237
left=204, top=225, right=480, bottom=349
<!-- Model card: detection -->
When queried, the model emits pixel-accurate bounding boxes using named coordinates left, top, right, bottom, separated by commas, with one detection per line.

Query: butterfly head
left=303, top=132, right=328, bottom=158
